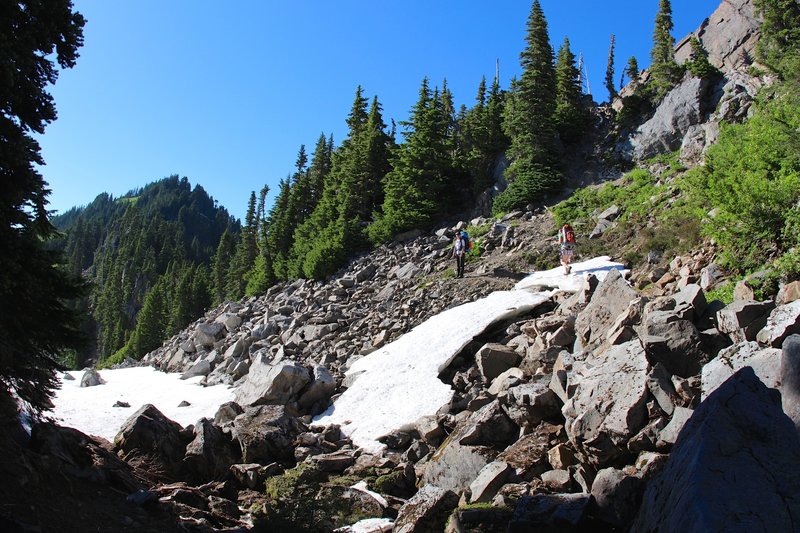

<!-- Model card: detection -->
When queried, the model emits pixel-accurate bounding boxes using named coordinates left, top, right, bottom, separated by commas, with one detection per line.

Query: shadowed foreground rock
left=633, top=367, right=800, bottom=532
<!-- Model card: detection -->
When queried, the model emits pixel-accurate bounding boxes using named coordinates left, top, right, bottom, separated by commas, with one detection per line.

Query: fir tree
left=754, top=0, right=800, bottom=78
left=606, top=34, right=617, bottom=99
left=212, top=228, right=237, bottom=303
left=626, top=56, right=640, bottom=88
left=649, top=0, right=681, bottom=98
left=685, top=36, right=719, bottom=78
left=554, top=36, right=587, bottom=143
left=0, top=0, right=87, bottom=412
left=498, top=0, right=560, bottom=212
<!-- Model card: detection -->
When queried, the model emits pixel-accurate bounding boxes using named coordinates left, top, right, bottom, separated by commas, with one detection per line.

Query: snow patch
left=515, top=256, right=628, bottom=291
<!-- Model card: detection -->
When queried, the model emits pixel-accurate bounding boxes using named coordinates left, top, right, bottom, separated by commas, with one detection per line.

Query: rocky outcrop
left=633, top=368, right=800, bottom=532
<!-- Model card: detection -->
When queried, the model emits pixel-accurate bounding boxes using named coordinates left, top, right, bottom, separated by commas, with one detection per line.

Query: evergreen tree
left=649, top=0, right=681, bottom=98
left=127, top=279, right=168, bottom=359
left=226, top=191, right=258, bottom=298
left=626, top=56, right=640, bottom=88
left=498, top=0, right=560, bottom=212
left=685, top=36, right=719, bottom=78
left=754, top=0, right=800, bottom=79
left=605, top=34, right=617, bottom=99
left=369, top=78, right=457, bottom=243
left=212, top=228, right=237, bottom=303
left=554, top=36, right=587, bottom=143
left=0, top=0, right=87, bottom=412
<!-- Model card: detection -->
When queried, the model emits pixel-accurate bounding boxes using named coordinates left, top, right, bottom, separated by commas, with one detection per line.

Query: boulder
left=590, top=467, right=643, bottom=529
left=655, top=406, right=694, bottom=450
left=756, top=300, right=800, bottom=348
left=633, top=367, right=800, bottom=532
left=183, top=418, right=239, bottom=483
left=503, top=379, right=562, bottom=431
left=231, top=404, right=305, bottom=464
left=510, top=493, right=590, bottom=533
left=421, top=439, right=496, bottom=493
left=476, top=343, right=521, bottom=382
left=640, top=319, right=705, bottom=378
left=716, top=299, right=774, bottom=343
left=777, top=280, right=800, bottom=305
left=80, top=368, right=104, bottom=387
left=562, top=340, right=650, bottom=466
left=194, top=322, right=225, bottom=348
left=234, top=357, right=310, bottom=407
left=647, top=363, right=678, bottom=416
left=701, top=341, right=780, bottom=400
left=394, top=484, right=459, bottom=533
left=469, top=461, right=514, bottom=504
left=457, top=401, right=518, bottom=448
left=628, top=77, right=711, bottom=161
left=574, top=268, right=637, bottom=347
left=297, top=365, right=336, bottom=412
left=180, top=359, right=211, bottom=380
left=498, top=424, right=561, bottom=481
left=113, top=404, right=186, bottom=479
left=540, top=469, right=572, bottom=491
left=780, top=335, right=800, bottom=432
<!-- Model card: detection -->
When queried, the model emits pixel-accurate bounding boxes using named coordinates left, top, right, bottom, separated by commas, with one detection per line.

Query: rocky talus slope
left=9, top=204, right=800, bottom=532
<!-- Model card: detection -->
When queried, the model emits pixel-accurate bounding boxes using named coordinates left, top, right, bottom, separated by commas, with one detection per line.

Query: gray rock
left=757, top=300, right=800, bottom=348
left=701, top=341, right=780, bottom=400
left=629, top=77, right=711, bottom=161
left=180, top=359, right=211, bottom=380
left=575, top=268, right=637, bottom=348
left=563, top=340, right=650, bottom=466
left=194, top=322, right=225, bottom=347
left=476, top=343, right=521, bottom=382
left=699, top=263, right=724, bottom=291
left=717, top=299, right=774, bottom=343
left=672, top=283, right=707, bottom=320
left=394, top=484, right=459, bottom=533
left=633, top=367, right=800, bottom=532
left=503, top=379, right=561, bottom=432
left=114, top=404, right=186, bottom=479
left=641, top=319, right=705, bottom=378
left=183, top=418, right=238, bottom=483
left=510, top=493, right=590, bottom=533
left=80, top=368, right=104, bottom=387
left=234, top=357, right=310, bottom=407
left=469, top=461, right=513, bottom=504
left=540, top=469, right=572, bottom=491
left=655, top=406, right=694, bottom=450
left=780, top=335, right=800, bottom=433
left=647, top=363, right=678, bottom=416
left=590, top=467, right=643, bottom=529
left=297, top=364, right=336, bottom=412
left=231, top=404, right=305, bottom=464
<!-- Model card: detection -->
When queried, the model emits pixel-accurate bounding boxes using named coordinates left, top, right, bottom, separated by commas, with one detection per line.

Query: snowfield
left=48, top=256, right=626, bottom=450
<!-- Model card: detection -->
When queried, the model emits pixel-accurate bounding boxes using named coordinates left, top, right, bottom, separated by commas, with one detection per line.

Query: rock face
left=633, top=367, right=800, bottom=532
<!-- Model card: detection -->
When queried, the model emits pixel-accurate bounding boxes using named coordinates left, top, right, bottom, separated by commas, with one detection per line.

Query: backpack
left=563, top=226, right=575, bottom=244
left=461, top=230, right=472, bottom=251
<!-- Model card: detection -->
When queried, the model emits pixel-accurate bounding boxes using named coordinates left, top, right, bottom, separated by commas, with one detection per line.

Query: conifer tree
left=754, top=0, right=800, bottom=78
left=212, top=228, right=237, bottom=303
left=554, top=36, right=587, bottom=143
left=498, top=0, right=560, bottom=212
left=626, top=56, right=640, bottom=88
left=227, top=191, right=259, bottom=298
left=127, top=279, right=168, bottom=359
left=605, top=34, right=617, bottom=99
left=0, top=0, right=87, bottom=411
left=369, top=78, right=456, bottom=243
left=685, top=36, right=719, bottom=78
left=650, top=0, right=681, bottom=98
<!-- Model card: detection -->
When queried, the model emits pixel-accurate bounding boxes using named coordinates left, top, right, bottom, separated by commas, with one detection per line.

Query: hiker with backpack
left=452, top=230, right=469, bottom=278
left=558, top=223, right=576, bottom=275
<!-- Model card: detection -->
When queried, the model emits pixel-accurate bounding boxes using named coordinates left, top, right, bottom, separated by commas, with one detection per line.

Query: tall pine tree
left=497, top=0, right=560, bottom=212
left=554, top=36, right=587, bottom=143
left=649, top=0, right=681, bottom=98
left=605, top=34, right=617, bottom=99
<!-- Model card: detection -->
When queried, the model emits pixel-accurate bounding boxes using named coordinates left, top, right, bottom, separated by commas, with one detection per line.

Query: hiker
left=452, top=231, right=466, bottom=278
left=558, top=223, right=576, bottom=275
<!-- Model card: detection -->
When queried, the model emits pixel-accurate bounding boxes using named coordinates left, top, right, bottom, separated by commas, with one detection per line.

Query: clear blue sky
left=39, top=0, right=722, bottom=222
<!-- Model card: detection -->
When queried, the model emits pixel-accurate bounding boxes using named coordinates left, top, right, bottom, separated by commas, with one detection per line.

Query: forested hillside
left=52, top=176, right=239, bottom=367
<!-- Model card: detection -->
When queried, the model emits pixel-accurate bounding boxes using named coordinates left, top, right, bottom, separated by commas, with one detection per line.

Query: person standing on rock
left=452, top=231, right=466, bottom=278
left=558, top=223, right=576, bottom=275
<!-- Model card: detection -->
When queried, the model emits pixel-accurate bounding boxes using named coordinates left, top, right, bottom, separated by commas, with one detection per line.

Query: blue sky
left=39, top=0, right=722, bottom=222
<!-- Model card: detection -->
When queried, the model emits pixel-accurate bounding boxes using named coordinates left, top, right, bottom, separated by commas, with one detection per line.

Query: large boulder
left=757, top=300, right=800, bottom=348
left=633, top=367, right=800, bottom=532
left=183, top=418, right=239, bottom=483
left=717, top=299, right=774, bottom=343
left=562, top=340, right=650, bottom=466
left=701, top=341, right=780, bottom=400
left=234, top=357, right=311, bottom=407
left=574, top=269, right=637, bottom=348
left=113, top=404, right=186, bottom=479
left=476, top=343, right=521, bottom=382
left=231, top=405, right=305, bottom=464
left=780, top=335, right=800, bottom=432
left=394, top=484, right=459, bottom=533
left=80, top=368, right=105, bottom=387
left=640, top=319, right=705, bottom=378
left=510, top=493, right=591, bottom=533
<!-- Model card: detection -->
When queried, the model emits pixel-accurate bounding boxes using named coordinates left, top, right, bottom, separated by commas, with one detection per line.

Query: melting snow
left=47, top=256, right=626, bottom=451
left=48, top=366, right=235, bottom=441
